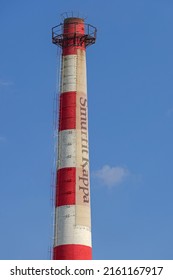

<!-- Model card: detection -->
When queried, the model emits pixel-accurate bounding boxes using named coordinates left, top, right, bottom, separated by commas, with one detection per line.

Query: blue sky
left=0, top=0, right=173, bottom=260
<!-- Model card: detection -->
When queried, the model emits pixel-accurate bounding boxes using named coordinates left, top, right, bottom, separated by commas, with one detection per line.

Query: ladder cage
left=52, top=22, right=97, bottom=48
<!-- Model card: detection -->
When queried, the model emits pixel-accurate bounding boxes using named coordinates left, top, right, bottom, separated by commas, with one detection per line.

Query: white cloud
left=0, top=136, right=6, bottom=142
left=166, top=107, right=173, bottom=117
left=0, top=80, right=12, bottom=87
left=93, top=165, right=130, bottom=187
left=0, top=79, right=14, bottom=94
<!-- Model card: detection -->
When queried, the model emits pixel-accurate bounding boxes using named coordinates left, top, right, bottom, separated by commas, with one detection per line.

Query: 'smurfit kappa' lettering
left=79, top=97, right=89, bottom=203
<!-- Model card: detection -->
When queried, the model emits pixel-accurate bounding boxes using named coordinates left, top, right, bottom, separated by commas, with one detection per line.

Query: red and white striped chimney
left=52, top=17, right=96, bottom=260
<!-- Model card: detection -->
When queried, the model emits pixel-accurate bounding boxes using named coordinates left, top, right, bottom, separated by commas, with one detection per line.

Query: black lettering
left=80, top=97, right=87, bottom=107
left=65, top=266, right=71, bottom=275
left=81, top=121, right=87, bottom=130
left=82, top=157, right=88, bottom=168
left=10, top=269, right=14, bottom=276
left=81, top=137, right=88, bottom=143
left=81, top=130, right=87, bottom=136
left=79, top=96, right=90, bottom=203
left=79, top=176, right=88, bottom=187
left=82, top=149, right=88, bottom=154
left=79, top=186, right=89, bottom=203
left=82, top=168, right=88, bottom=177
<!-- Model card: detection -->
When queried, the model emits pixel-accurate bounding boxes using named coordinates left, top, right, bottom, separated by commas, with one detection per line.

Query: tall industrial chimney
left=52, top=16, right=96, bottom=260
